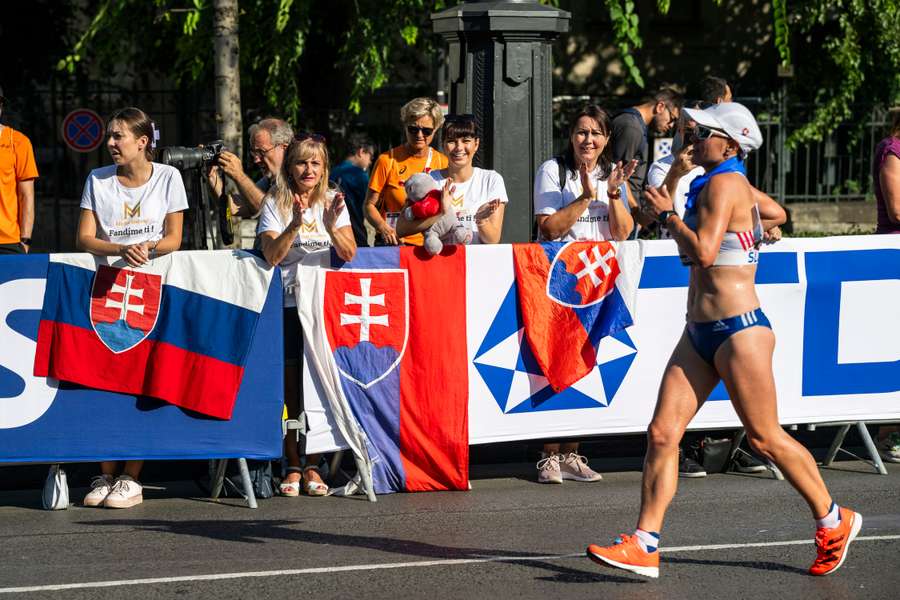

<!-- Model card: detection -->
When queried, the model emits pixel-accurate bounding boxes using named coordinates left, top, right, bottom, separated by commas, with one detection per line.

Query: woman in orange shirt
left=365, top=97, right=448, bottom=246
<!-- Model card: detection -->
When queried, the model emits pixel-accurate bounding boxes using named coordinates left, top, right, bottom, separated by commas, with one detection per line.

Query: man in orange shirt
left=365, top=97, right=448, bottom=246
left=0, top=86, right=38, bottom=254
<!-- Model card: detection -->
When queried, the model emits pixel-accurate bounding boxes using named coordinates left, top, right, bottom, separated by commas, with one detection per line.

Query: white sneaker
left=103, top=476, right=143, bottom=508
left=83, top=475, right=114, bottom=507
left=537, top=453, right=563, bottom=484
left=560, top=452, right=603, bottom=482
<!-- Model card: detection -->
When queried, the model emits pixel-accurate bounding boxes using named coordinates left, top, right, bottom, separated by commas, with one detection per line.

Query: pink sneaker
left=536, top=454, right=562, bottom=484
left=83, top=475, right=114, bottom=507
left=103, top=476, right=143, bottom=509
left=560, top=452, right=603, bottom=482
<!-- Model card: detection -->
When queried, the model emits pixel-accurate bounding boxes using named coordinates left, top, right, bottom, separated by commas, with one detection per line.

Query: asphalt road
left=1, top=459, right=898, bottom=599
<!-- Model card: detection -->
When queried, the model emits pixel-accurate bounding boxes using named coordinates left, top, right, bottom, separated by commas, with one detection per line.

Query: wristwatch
left=657, top=211, right=676, bottom=226
left=20, top=237, right=32, bottom=246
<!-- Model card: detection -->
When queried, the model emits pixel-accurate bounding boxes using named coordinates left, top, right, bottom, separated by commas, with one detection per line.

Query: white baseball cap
left=683, top=102, right=763, bottom=155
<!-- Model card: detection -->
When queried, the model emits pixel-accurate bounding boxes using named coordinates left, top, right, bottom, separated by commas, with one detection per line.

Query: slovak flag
left=298, top=247, right=469, bottom=494
left=34, top=251, right=274, bottom=420
left=513, top=241, right=643, bottom=393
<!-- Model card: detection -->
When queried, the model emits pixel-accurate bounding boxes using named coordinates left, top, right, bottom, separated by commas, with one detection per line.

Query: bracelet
left=607, top=190, right=621, bottom=199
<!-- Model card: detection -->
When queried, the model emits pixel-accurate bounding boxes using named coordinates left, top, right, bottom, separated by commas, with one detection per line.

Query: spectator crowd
left=1, top=76, right=898, bottom=511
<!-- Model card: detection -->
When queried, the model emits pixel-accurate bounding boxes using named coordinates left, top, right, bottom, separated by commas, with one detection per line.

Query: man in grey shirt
left=610, top=88, right=683, bottom=231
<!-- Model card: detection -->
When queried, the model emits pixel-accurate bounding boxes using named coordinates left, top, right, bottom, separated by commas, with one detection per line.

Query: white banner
left=304, top=236, right=900, bottom=453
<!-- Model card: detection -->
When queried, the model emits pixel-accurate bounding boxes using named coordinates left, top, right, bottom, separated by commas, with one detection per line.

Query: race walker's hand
left=643, top=185, right=675, bottom=218
left=763, top=225, right=782, bottom=244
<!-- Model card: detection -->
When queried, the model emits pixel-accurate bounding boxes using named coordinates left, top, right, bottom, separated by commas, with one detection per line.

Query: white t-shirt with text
left=533, top=158, right=627, bottom=241
left=429, top=167, right=509, bottom=244
left=79, top=163, right=189, bottom=246
left=257, top=192, right=351, bottom=307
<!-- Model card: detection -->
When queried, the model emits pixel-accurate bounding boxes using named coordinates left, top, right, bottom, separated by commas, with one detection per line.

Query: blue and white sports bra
left=681, top=202, right=763, bottom=266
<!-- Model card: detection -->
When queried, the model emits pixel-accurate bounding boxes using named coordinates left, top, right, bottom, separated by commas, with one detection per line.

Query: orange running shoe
left=586, top=534, right=660, bottom=578
left=809, top=507, right=862, bottom=576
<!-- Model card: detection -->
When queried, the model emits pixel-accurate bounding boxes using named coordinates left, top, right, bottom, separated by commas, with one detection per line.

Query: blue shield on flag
left=323, top=270, right=408, bottom=388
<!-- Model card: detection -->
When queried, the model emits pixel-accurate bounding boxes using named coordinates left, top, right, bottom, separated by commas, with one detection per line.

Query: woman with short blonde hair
left=365, top=97, right=448, bottom=246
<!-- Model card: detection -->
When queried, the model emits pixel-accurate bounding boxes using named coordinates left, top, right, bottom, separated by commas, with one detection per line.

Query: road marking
left=1, top=535, right=898, bottom=593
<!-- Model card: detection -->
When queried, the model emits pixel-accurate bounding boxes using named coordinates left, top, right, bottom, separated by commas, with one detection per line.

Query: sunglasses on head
left=293, top=131, right=326, bottom=144
left=406, top=125, right=434, bottom=137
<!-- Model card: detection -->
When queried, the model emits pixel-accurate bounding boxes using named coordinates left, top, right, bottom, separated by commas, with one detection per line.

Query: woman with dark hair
left=396, top=114, right=507, bottom=243
left=76, top=107, right=188, bottom=508
left=872, top=107, right=900, bottom=462
left=531, top=104, right=636, bottom=485
left=365, top=97, right=448, bottom=246
left=259, top=134, right=355, bottom=496
left=587, top=103, right=859, bottom=578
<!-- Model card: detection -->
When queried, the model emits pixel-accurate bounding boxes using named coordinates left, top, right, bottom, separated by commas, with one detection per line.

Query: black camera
left=158, top=140, right=225, bottom=170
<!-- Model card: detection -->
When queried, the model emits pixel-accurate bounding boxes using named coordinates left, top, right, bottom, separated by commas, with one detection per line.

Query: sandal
left=303, top=467, right=329, bottom=497
left=279, top=466, right=302, bottom=497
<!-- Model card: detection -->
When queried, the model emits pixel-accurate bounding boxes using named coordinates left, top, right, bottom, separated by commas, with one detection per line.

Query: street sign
left=61, top=109, right=104, bottom=153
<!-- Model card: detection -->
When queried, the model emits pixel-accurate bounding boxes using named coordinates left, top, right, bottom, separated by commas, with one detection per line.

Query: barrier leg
left=729, top=429, right=746, bottom=461
left=822, top=424, right=851, bottom=466
left=328, top=450, right=344, bottom=482
left=210, top=459, right=228, bottom=500
left=237, top=458, right=259, bottom=509
left=856, top=422, right=888, bottom=476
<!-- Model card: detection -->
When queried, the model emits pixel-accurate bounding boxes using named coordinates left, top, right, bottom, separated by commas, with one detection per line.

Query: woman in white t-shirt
left=534, top=105, right=636, bottom=242
left=76, top=107, right=188, bottom=509
left=532, top=104, right=636, bottom=486
left=396, top=113, right=507, bottom=244
left=259, top=134, right=355, bottom=497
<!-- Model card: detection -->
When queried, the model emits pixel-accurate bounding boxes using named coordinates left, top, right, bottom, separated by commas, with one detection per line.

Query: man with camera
left=206, top=117, right=293, bottom=218
left=0, top=85, right=38, bottom=254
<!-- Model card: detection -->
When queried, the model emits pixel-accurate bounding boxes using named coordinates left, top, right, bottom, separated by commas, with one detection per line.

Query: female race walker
left=586, top=102, right=861, bottom=578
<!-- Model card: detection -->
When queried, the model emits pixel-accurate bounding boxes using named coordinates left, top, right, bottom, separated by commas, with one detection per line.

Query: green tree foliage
left=59, top=0, right=446, bottom=122
left=608, top=0, right=900, bottom=147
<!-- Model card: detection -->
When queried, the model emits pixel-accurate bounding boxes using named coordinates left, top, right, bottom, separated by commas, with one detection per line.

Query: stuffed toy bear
left=402, top=173, right=472, bottom=255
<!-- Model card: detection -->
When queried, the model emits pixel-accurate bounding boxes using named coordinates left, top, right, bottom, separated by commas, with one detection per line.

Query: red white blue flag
left=513, top=241, right=642, bottom=393
left=299, top=247, right=469, bottom=494
left=34, top=252, right=274, bottom=420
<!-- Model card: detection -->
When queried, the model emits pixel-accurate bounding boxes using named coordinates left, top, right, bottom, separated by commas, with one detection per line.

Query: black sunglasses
left=293, top=131, right=327, bottom=144
left=406, top=125, right=434, bottom=137
left=694, top=125, right=729, bottom=140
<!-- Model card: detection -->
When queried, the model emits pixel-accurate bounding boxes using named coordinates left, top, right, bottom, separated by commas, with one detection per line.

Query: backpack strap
left=554, top=156, right=567, bottom=192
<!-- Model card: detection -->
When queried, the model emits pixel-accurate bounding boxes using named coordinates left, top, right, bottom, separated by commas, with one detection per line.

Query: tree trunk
left=213, top=0, right=242, bottom=247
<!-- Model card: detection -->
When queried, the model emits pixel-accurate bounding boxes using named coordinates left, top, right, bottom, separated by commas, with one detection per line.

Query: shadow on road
left=665, top=555, right=808, bottom=575
left=76, top=518, right=552, bottom=562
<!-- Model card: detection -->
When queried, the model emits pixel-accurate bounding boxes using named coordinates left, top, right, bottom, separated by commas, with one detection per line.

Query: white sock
left=634, top=528, right=660, bottom=553
left=816, top=502, right=841, bottom=529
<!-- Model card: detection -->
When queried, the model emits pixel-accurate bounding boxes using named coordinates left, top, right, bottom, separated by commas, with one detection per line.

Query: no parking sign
left=61, top=109, right=104, bottom=153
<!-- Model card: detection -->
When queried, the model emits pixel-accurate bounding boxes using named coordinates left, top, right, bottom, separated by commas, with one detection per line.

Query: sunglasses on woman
left=694, top=125, right=730, bottom=141
left=406, top=125, right=434, bottom=137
